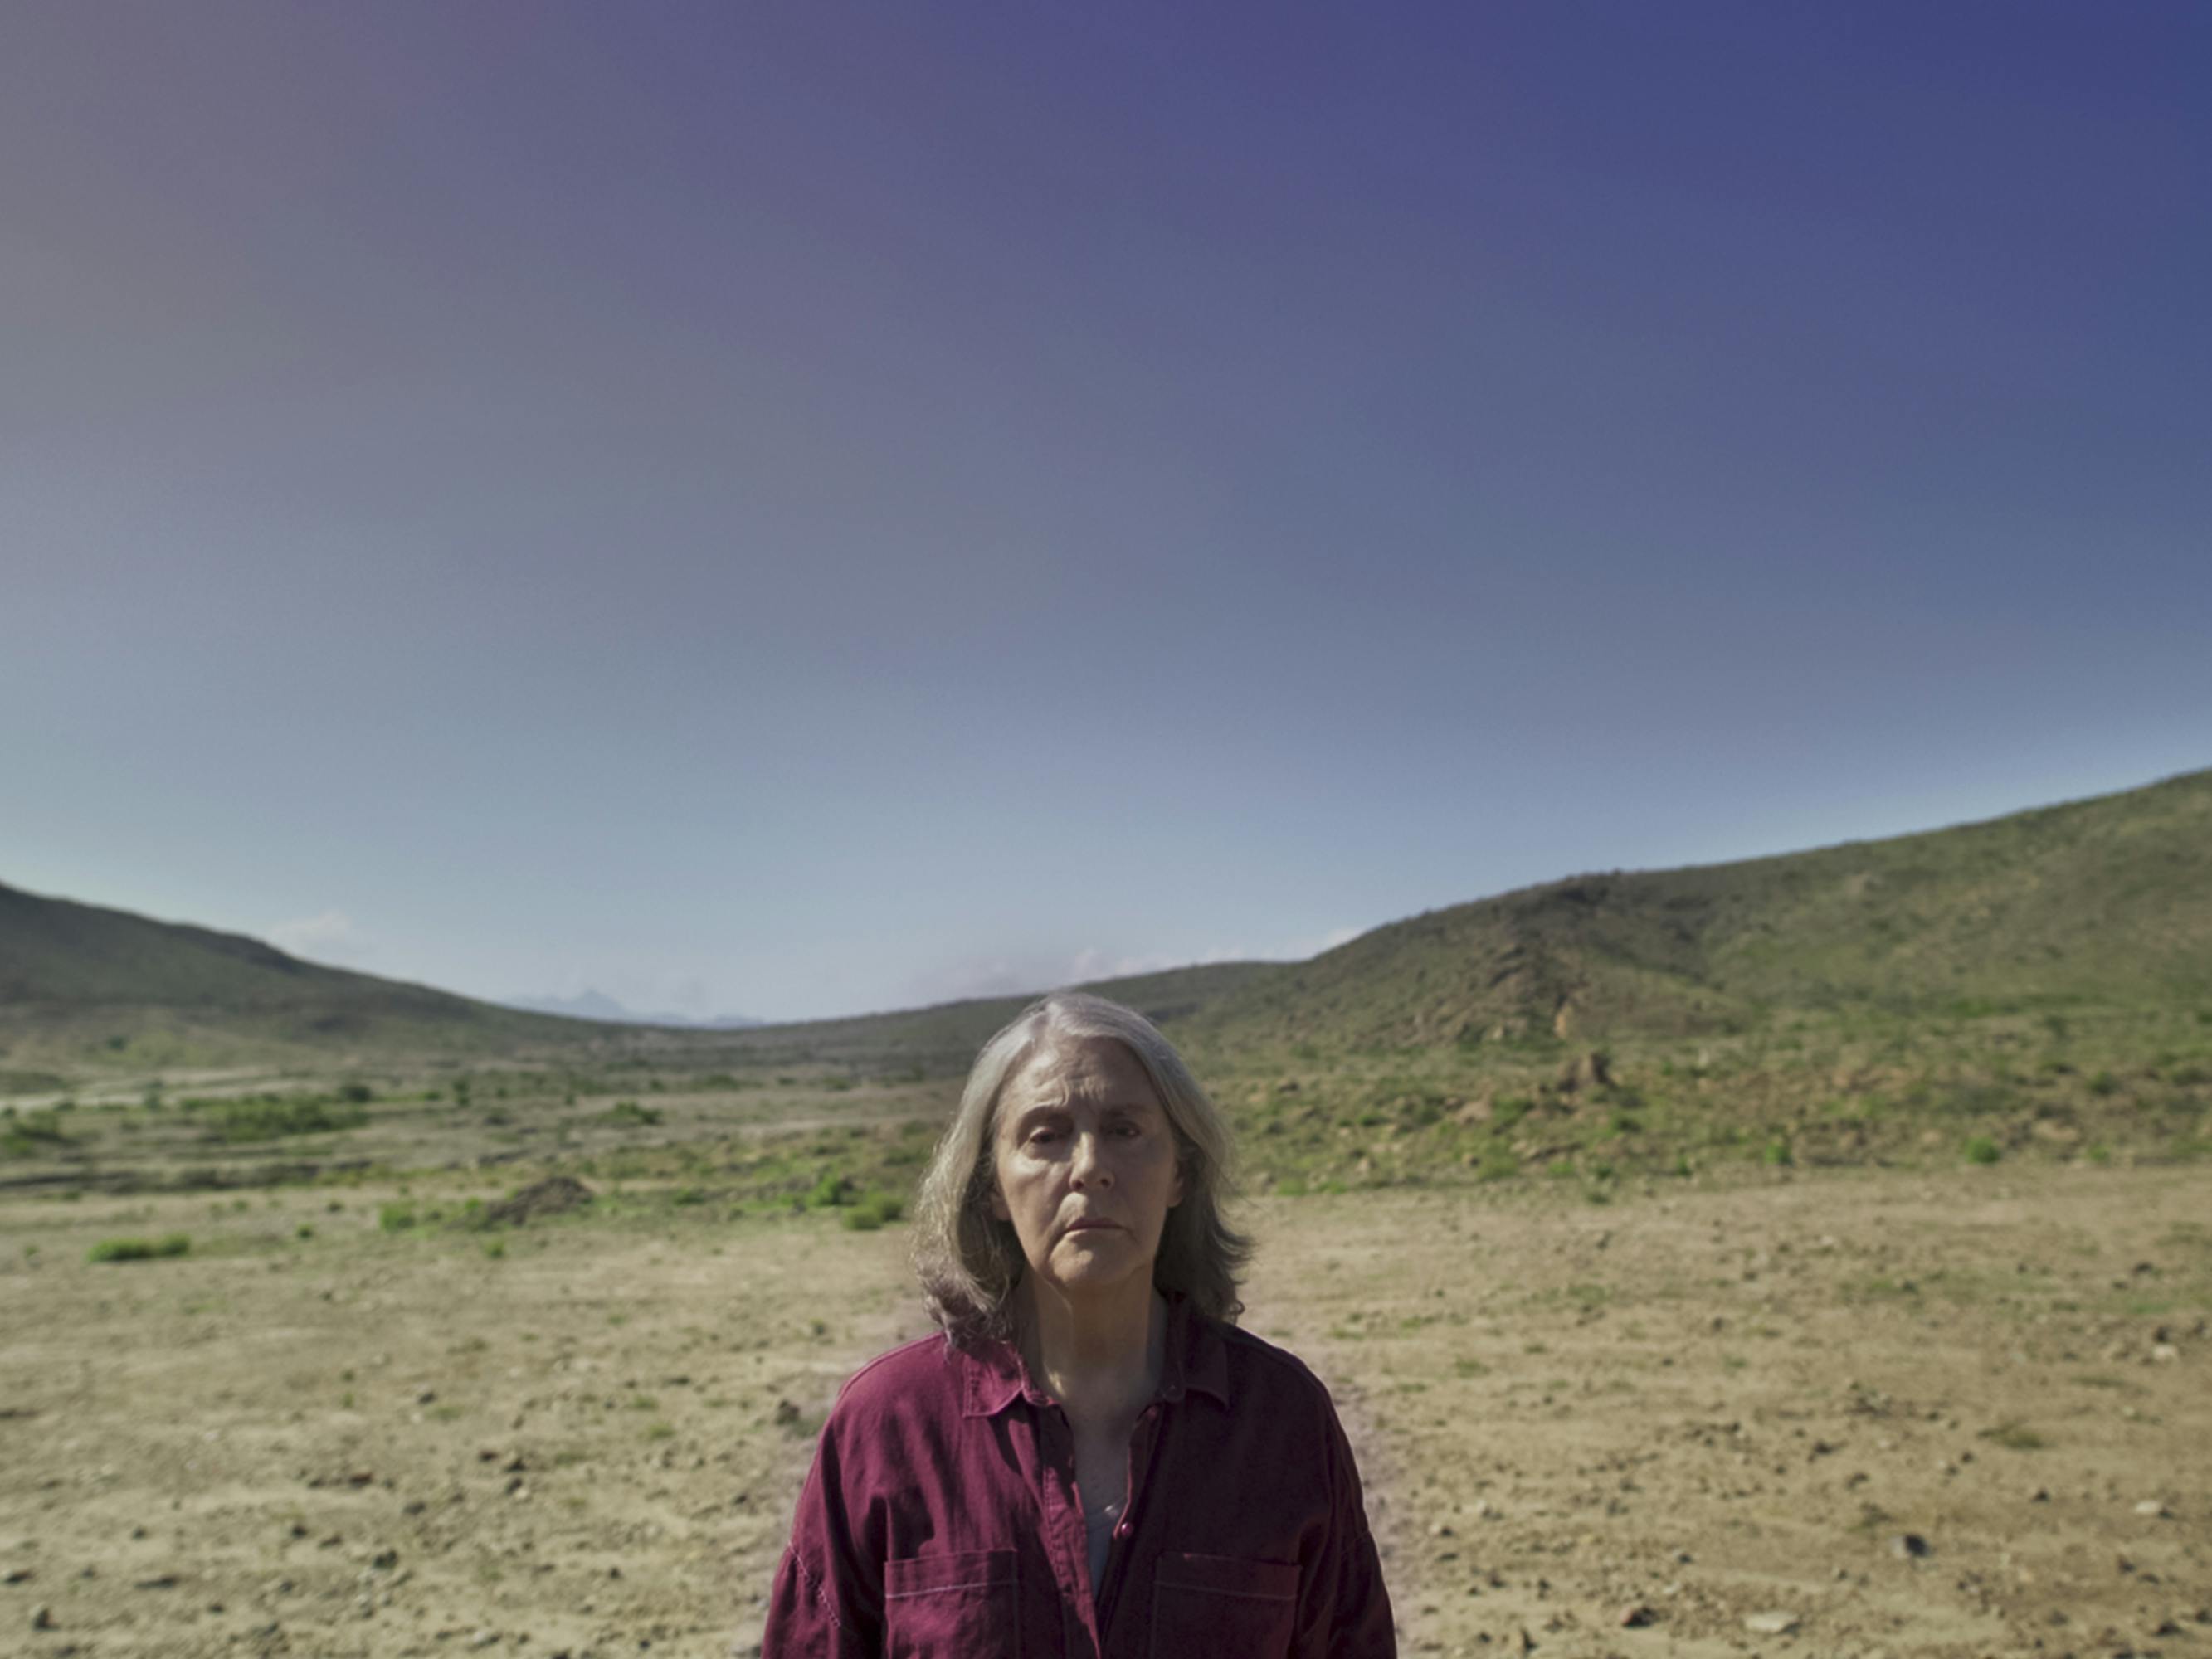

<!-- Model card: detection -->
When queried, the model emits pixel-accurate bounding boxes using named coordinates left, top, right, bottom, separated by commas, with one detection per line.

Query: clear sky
left=3, top=3, right=2207, bottom=1022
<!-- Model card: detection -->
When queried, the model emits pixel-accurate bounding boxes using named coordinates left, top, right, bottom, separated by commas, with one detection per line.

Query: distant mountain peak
left=499, top=990, right=763, bottom=1029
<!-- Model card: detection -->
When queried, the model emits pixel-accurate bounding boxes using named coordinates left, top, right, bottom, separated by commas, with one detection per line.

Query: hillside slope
left=0, top=882, right=577, bottom=1064
left=0, top=879, right=1280, bottom=1073
left=1188, top=767, right=2212, bottom=1051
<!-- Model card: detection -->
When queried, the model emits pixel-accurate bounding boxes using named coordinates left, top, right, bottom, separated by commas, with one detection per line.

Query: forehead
left=999, top=1035, right=1162, bottom=1115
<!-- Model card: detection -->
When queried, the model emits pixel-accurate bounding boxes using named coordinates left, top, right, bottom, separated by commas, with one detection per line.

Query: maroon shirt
left=763, top=1294, right=1395, bottom=1657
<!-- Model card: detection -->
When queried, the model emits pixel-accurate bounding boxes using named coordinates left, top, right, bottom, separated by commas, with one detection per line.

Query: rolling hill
left=1185, top=766, right=2212, bottom=1053
left=0, top=880, right=1279, bottom=1075
left=4, top=766, right=2207, bottom=1078
left=0, top=881, right=592, bottom=1069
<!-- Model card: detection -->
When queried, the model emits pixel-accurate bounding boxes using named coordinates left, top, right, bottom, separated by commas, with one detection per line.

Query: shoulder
left=1215, top=1321, right=1351, bottom=1428
left=821, top=1332, right=968, bottom=1436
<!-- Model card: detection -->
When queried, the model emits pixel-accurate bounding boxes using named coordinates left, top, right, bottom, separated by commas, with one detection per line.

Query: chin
left=1044, top=1248, right=1153, bottom=1293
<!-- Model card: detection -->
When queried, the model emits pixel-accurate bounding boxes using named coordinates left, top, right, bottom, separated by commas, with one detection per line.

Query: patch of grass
left=1962, top=1135, right=2001, bottom=1165
left=378, top=1201, right=418, bottom=1233
left=1, top=1108, right=71, bottom=1157
left=1978, top=1420, right=2048, bottom=1451
left=1475, top=1143, right=1519, bottom=1182
left=88, top=1233, right=191, bottom=1263
left=1491, top=1095, right=1533, bottom=1131
left=602, top=1100, right=663, bottom=1129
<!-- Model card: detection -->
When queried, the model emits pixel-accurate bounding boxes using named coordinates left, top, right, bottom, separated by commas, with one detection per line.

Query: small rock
left=1743, top=1610, right=1800, bottom=1635
left=2, top=1569, right=30, bottom=1584
left=32, top=1606, right=55, bottom=1630
left=2134, top=1500, right=2171, bottom=1518
left=2151, top=1344, right=2180, bottom=1363
left=1890, top=1532, right=1932, bottom=1559
left=133, top=1574, right=178, bottom=1589
left=1618, top=1603, right=1658, bottom=1627
left=416, top=1389, right=437, bottom=1405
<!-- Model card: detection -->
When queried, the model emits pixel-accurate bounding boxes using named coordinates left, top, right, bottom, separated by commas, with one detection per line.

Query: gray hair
left=913, top=991, right=1250, bottom=1349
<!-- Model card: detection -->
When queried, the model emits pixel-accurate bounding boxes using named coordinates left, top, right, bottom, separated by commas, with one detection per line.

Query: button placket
left=1095, top=1401, right=1172, bottom=1635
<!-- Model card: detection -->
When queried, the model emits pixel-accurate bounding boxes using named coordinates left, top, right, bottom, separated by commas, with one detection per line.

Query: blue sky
left=3, top=3, right=2207, bottom=1021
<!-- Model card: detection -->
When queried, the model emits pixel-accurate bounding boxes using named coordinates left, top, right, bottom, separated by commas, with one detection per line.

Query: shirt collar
left=962, top=1292, right=1230, bottom=1418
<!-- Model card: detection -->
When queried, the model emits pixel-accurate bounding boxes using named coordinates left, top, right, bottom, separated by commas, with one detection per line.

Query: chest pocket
left=1150, top=1551, right=1301, bottom=1659
left=883, top=1548, right=1020, bottom=1659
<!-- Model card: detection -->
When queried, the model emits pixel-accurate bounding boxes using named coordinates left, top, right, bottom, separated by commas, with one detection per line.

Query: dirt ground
left=2, top=1162, right=2205, bottom=1658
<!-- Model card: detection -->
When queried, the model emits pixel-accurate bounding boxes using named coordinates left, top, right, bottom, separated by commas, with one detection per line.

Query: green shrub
left=840, top=1192, right=905, bottom=1230
left=1762, top=1136, right=1795, bottom=1167
left=807, top=1171, right=855, bottom=1209
left=378, top=1201, right=418, bottom=1233
left=203, top=1095, right=367, bottom=1143
left=337, top=1082, right=374, bottom=1104
left=2088, top=1071, right=2118, bottom=1097
left=1962, top=1135, right=2001, bottom=1165
left=602, top=1101, right=662, bottom=1129
left=89, top=1234, right=190, bottom=1263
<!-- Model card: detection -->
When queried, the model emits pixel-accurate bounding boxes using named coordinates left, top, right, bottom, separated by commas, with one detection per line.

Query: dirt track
left=2, top=1163, right=2205, bottom=1657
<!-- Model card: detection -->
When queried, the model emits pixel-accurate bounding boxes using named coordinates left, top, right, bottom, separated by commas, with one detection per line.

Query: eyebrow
left=1008, top=1100, right=1156, bottom=1131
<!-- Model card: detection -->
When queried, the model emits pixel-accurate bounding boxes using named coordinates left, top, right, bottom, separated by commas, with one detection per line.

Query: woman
left=763, top=991, right=1395, bottom=1657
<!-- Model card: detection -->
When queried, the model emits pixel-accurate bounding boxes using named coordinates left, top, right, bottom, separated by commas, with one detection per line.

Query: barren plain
left=3, top=1157, right=2206, bottom=1659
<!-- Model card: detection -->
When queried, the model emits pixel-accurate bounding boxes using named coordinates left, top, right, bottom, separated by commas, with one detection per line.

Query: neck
left=1017, top=1277, right=1167, bottom=1425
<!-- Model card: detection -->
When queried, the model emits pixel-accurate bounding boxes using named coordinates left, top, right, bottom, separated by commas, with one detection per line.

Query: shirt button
left=1115, top=1520, right=1131, bottom=1538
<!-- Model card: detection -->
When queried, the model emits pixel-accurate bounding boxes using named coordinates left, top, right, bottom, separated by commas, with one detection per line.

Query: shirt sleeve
left=760, top=1408, right=885, bottom=1659
left=1291, top=1392, right=1396, bottom=1658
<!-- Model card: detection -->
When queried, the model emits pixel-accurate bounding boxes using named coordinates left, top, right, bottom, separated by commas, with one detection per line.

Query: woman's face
left=988, top=1035, right=1185, bottom=1304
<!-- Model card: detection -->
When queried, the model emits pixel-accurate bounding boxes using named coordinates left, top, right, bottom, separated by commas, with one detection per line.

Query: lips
left=1064, top=1218, right=1121, bottom=1233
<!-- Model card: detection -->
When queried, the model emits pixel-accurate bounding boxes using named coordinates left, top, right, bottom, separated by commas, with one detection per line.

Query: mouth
left=1064, top=1219, right=1122, bottom=1233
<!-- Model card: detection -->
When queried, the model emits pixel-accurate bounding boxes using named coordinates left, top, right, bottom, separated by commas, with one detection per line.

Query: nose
left=1069, top=1129, right=1113, bottom=1190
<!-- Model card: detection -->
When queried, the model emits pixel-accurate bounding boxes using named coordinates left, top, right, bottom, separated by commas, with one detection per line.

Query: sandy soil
left=1, top=1163, right=2205, bottom=1658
